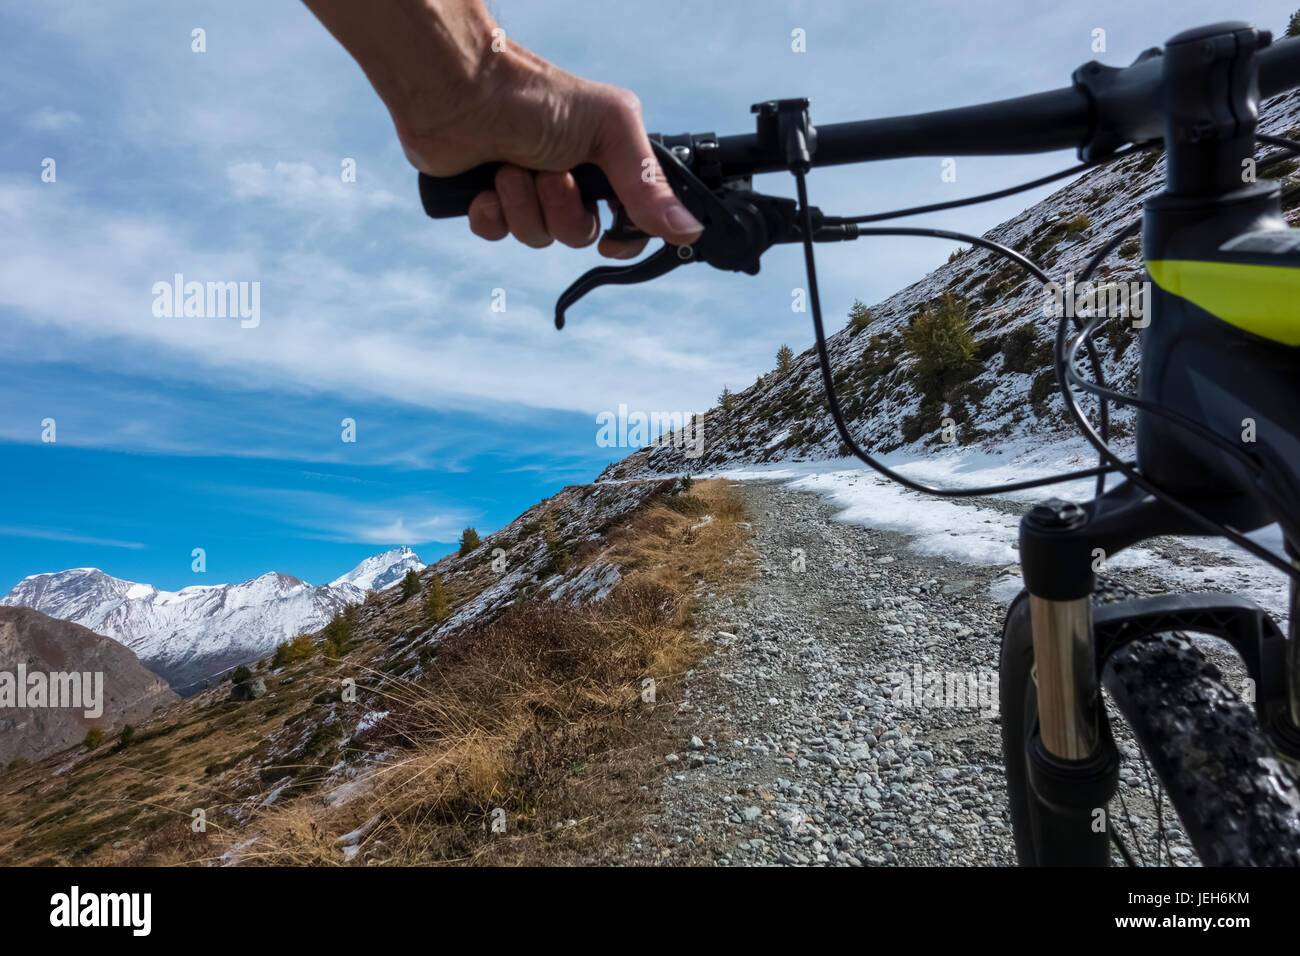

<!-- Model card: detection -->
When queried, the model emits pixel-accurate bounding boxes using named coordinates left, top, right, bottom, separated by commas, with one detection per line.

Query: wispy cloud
left=0, top=525, right=145, bottom=549
left=28, top=106, right=81, bottom=131
left=205, top=483, right=476, bottom=547
left=226, top=160, right=401, bottom=213
left=349, top=513, right=472, bottom=546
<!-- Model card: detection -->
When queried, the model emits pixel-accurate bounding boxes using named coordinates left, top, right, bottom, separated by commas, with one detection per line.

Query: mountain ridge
left=1, top=546, right=425, bottom=693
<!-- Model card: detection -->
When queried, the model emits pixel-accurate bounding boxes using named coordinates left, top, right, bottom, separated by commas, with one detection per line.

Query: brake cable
left=840, top=143, right=1153, bottom=226
left=795, top=173, right=1122, bottom=498
left=1059, top=303, right=1300, bottom=584
left=815, top=147, right=1161, bottom=496
left=785, top=141, right=1163, bottom=498
left=789, top=133, right=1300, bottom=583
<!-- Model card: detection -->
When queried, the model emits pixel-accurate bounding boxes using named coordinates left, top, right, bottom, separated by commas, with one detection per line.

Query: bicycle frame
left=1018, top=23, right=1300, bottom=863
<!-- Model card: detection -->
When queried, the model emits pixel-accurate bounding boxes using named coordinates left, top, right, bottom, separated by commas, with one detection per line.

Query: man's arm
left=301, top=0, right=703, bottom=257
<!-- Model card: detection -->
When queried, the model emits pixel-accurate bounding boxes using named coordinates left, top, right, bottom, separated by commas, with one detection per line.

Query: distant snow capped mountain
left=1, top=548, right=425, bottom=694
left=330, top=546, right=424, bottom=592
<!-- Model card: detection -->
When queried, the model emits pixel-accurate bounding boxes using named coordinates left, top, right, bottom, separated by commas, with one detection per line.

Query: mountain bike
left=418, top=21, right=1300, bottom=866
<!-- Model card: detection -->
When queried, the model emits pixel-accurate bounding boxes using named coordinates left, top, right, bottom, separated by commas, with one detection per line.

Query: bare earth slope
left=0, top=606, right=178, bottom=765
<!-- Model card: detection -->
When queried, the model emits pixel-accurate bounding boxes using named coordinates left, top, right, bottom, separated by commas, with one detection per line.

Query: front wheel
left=999, top=584, right=1300, bottom=866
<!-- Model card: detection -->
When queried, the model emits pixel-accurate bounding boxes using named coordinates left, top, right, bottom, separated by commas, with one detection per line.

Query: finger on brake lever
left=603, top=203, right=650, bottom=244
left=557, top=140, right=826, bottom=328
left=555, top=243, right=689, bottom=329
left=608, top=140, right=749, bottom=251
left=599, top=140, right=722, bottom=245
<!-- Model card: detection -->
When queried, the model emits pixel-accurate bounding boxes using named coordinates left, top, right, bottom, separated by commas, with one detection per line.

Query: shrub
left=1000, top=324, right=1050, bottom=375
left=776, top=344, right=794, bottom=373
left=5, top=758, right=30, bottom=774
left=458, top=527, right=482, bottom=556
left=1065, top=213, right=1091, bottom=234
left=901, top=398, right=943, bottom=444
left=902, top=292, right=978, bottom=397
left=83, top=727, right=104, bottom=750
left=847, top=299, right=873, bottom=335
left=680, top=474, right=694, bottom=493
left=423, top=573, right=449, bottom=624
left=1030, top=368, right=1057, bottom=409
left=118, top=725, right=136, bottom=750
left=321, top=608, right=355, bottom=659
left=272, top=632, right=315, bottom=669
left=399, top=568, right=421, bottom=601
left=1118, top=237, right=1141, bottom=259
left=664, top=494, right=710, bottom=517
left=1263, top=157, right=1299, bottom=181
left=540, top=512, right=571, bottom=575
left=1107, top=316, right=1137, bottom=359
left=230, top=665, right=253, bottom=684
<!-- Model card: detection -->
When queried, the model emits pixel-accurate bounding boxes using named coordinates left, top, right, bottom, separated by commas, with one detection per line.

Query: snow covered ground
left=701, top=435, right=1293, bottom=625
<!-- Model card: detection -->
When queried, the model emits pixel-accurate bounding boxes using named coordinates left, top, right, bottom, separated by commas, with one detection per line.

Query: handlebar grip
left=418, top=162, right=617, bottom=219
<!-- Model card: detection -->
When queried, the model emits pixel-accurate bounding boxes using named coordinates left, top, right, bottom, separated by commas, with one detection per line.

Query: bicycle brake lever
left=555, top=140, right=730, bottom=328
left=556, top=140, right=830, bottom=327
left=555, top=243, right=686, bottom=329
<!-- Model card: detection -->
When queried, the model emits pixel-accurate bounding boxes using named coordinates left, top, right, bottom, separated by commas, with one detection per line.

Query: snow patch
left=712, top=437, right=1292, bottom=623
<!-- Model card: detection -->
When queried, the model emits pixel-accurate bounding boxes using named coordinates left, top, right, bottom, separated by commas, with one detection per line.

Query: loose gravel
left=620, top=479, right=1268, bottom=866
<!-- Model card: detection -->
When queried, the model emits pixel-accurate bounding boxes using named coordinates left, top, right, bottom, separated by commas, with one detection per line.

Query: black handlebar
left=418, top=31, right=1300, bottom=220
left=419, top=161, right=615, bottom=219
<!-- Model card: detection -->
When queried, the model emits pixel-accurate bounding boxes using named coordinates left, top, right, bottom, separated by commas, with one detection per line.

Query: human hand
left=303, top=0, right=704, bottom=258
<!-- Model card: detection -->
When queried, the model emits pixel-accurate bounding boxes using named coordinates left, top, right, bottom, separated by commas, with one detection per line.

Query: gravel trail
left=622, top=478, right=1270, bottom=866
left=626, top=479, right=1016, bottom=866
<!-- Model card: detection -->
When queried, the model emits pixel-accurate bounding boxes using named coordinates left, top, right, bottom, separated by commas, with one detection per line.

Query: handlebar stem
left=1160, top=22, right=1269, bottom=197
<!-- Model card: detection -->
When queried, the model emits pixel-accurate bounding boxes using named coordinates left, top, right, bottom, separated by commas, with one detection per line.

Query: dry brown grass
left=232, top=479, right=750, bottom=866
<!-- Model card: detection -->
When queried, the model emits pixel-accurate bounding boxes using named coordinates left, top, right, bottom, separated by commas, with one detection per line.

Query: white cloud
left=352, top=513, right=469, bottom=545
left=0, top=526, right=145, bottom=549
left=28, top=107, right=82, bottom=131
left=0, top=177, right=754, bottom=424
left=5, top=0, right=1267, bottom=461
left=226, top=160, right=401, bottom=212
left=212, top=485, right=475, bottom=546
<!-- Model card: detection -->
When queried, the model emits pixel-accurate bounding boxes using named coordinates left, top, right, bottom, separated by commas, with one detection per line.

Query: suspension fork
left=1018, top=498, right=1119, bottom=865
left=1029, top=594, right=1100, bottom=758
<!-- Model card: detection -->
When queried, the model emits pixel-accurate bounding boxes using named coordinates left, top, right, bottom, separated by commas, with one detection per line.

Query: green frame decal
left=1147, top=259, right=1300, bottom=346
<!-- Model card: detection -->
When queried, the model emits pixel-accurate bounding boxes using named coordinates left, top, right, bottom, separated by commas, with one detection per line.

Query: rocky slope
left=0, top=606, right=178, bottom=765
left=2, top=548, right=424, bottom=693
left=601, top=88, right=1300, bottom=480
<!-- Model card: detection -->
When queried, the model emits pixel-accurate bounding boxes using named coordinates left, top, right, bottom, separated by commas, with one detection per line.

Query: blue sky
left=1, top=0, right=1293, bottom=590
